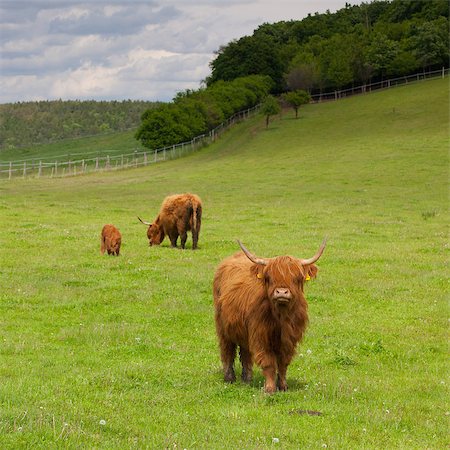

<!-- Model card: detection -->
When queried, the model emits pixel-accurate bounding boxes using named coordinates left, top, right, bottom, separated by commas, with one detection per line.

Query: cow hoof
left=224, top=371, right=236, bottom=383
left=264, top=385, right=277, bottom=394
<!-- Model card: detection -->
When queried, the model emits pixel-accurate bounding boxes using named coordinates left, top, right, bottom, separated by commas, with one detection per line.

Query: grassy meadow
left=0, top=78, right=448, bottom=449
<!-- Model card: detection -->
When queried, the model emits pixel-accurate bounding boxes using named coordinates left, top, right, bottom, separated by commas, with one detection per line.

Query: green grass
left=0, top=129, right=144, bottom=162
left=1, top=78, right=448, bottom=449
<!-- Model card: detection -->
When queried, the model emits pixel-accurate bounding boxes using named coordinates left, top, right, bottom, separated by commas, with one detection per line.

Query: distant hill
left=0, top=100, right=161, bottom=149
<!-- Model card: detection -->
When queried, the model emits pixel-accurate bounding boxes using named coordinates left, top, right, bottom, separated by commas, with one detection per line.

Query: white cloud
left=0, top=0, right=359, bottom=103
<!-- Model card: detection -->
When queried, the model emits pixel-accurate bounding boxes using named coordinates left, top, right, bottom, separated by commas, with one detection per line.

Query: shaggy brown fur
left=213, top=246, right=322, bottom=394
left=100, top=224, right=122, bottom=256
left=138, top=193, right=202, bottom=249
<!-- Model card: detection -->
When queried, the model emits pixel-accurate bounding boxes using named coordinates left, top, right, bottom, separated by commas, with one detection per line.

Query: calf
left=100, top=224, right=122, bottom=256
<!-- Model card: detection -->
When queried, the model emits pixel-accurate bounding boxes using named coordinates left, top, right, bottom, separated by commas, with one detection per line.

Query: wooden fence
left=0, top=105, right=260, bottom=180
left=310, top=67, right=448, bottom=102
left=1, top=67, right=448, bottom=180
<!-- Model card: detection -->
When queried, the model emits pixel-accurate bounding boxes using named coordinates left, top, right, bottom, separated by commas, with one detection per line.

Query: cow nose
left=274, top=288, right=291, bottom=298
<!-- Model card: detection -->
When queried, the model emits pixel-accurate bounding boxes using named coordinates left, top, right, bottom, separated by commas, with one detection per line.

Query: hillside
left=0, top=79, right=448, bottom=448
left=0, top=100, right=160, bottom=149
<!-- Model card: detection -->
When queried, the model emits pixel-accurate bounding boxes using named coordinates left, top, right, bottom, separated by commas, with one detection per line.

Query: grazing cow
left=100, top=224, right=122, bottom=256
left=138, top=193, right=202, bottom=249
left=213, top=239, right=326, bottom=393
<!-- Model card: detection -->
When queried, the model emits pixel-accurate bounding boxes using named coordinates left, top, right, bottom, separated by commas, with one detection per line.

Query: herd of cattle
left=100, top=192, right=326, bottom=394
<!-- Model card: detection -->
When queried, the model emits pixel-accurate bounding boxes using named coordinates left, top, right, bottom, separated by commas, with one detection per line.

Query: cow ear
left=250, top=264, right=264, bottom=281
left=305, top=264, right=318, bottom=280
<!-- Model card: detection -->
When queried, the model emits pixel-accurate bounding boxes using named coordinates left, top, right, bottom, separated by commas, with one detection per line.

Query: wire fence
left=1, top=67, right=447, bottom=180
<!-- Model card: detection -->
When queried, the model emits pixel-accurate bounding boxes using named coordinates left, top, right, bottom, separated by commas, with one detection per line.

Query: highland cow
left=213, top=239, right=326, bottom=393
left=100, top=224, right=122, bottom=256
left=138, top=193, right=202, bottom=249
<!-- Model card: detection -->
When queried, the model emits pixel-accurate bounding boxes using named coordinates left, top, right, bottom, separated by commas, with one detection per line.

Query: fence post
left=443, top=67, right=445, bottom=79
left=38, top=161, right=42, bottom=177
left=23, top=161, right=27, bottom=178
left=154, top=149, right=157, bottom=162
left=95, top=157, right=99, bottom=171
left=144, top=152, right=147, bottom=166
left=9, top=162, right=12, bottom=180
left=55, top=161, right=58, bottom=176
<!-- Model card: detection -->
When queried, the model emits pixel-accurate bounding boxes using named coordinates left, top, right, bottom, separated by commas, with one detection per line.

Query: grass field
left=1, top=78, right=448, bottom=449
left=0, top=129, right=144, bottom=163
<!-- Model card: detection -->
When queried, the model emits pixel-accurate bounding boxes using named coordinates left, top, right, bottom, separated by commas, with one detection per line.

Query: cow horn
left=298, top=237, right=327, bottom=265
left=237, top=240, right=267, bottom=266
left=138, top=216, right=151, bottom=226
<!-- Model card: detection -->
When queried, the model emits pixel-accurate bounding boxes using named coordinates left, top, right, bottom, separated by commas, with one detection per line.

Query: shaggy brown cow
left=138, top=193, right=202, bottom=249
left=213, top=239, right=326, bottom=393
left=100, top=224, right=122, bottom=256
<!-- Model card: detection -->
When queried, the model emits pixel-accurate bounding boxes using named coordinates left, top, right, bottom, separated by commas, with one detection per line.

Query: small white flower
left=362, top=428, right=367, bottom=433
left=385, top=409, right=390, bottom=414
left=306, top=349, right=312, bottom=355
left=99, top=419, right=106, bottom=426
left=272, top=437, right=279, bottom=444
left=322, top=444, right=328, bottom=448
left=17, top=426, right=23, bottom=432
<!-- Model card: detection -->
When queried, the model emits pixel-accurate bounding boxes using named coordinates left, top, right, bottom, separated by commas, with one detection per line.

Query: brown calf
left=213, top=239, right=326, bottom=393
left=138, top=193, right=202, bottom=249
left=100, top=224, right=122, bottom=256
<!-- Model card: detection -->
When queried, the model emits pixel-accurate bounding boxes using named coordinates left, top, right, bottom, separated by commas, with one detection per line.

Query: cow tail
left=192, top=202, right=198, bottom=231
left=191, top=200, right=201, bottom=249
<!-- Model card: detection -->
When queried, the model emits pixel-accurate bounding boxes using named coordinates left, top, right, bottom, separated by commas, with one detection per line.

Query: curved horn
left=138, top=216, right=152, bottom=226
left=298, top=237, right=327, bottom=265
left=237, top=240, right=267, bottom=266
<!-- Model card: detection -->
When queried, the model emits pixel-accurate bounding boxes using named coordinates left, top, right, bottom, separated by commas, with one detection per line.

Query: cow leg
left=220, top=340, right=237, bottom=383
left=168, top=231, right=178, bottom=248
left=276, top=362, right=288, bottom=391
left=191, top=227, right=199, bottom=250
left=100, top=239, right=105, bottom=255
left=260, top=355, right=278, bottom=394
left=180, top=231, right=188, bottom=249
left=239, top=347, right=253, bottom=383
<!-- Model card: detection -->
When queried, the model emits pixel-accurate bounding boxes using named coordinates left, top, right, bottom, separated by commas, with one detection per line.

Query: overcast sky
left=0, top=0, right=360, bottom=104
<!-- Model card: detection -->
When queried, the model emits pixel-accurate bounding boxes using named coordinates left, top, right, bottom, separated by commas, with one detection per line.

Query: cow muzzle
left=273, top=288, right=292, bottom=304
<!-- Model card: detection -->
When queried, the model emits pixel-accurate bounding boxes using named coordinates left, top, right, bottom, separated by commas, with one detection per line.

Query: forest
left=208, top=0, right=449, bottom=93
left=0, top=100, right=159, bottom=150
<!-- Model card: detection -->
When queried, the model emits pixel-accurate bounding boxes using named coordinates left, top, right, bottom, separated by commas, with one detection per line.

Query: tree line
left=0, top=100, right=160, bottom=149
left=135, top=75, right=272, bottom=149
left=207, top=0, right=449, bottom=93
left=136, top=0, right=448, bottom=150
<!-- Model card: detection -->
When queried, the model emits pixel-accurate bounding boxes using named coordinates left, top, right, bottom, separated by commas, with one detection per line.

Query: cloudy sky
left=1, top=0, right=358, bottom=104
